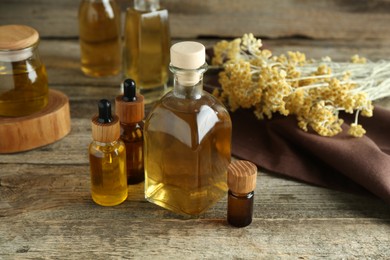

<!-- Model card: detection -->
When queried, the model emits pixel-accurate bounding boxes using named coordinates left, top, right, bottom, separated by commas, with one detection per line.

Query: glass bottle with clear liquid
left=144, top=42, right=232, bottom=215
left=79, top=0, right=122, bottom=77
left=89, top=99, right=128, bottom=206
left=124, top=0, right=170, bottom=104
left=0, top=25, right=48, bottom=117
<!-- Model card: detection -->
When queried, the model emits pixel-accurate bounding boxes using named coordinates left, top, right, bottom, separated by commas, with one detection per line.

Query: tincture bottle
left=0, top=25, right=48, bottom=117
left=227, top=160, right=257, bottom=228
left=78, top=0, right=122, bottom=77
left=115, top=79, right=145, bottom=184
left=123, top=0, right=170, bottom=104
left=89, top=99, right=128, bottom=206
left=144, top=41, right=232, bottom=215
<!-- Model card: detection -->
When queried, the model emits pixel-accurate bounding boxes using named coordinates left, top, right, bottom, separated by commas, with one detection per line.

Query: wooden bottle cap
left=0, top=25, right=39, bottom=50
left=91, top=115, right=120, bottom=143
left=115, top=94, right=144, bottom=124
left=228, top=160, right=257, bottom=194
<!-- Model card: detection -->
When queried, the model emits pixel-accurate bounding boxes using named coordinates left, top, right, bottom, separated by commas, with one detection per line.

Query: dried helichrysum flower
left=348, top=123, right=366, bottom=137
left=351, top=54, right=367, bottom=64
left=212, top=34, right=377, bottom=137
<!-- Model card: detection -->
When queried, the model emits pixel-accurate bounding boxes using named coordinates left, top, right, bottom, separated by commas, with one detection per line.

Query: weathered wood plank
left=2, top=0, right=390, bottom=40
left=0, top=212, right=389, bottom=258
left=1, top=161, right=389, bottom=259
left=1, top=162, right=389, bottom=219
left=1, top=30, right=390, bottom=260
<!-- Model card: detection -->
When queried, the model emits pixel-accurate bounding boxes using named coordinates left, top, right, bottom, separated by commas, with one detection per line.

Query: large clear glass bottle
left=144, top=42, right=232, bottom=215
left=79, top=0, right=122, bottom=77
left=0, top=25, right=48, bottom=117
left=89, top=99, right=128, bottom=206
left=124, top=0, right=170, bottom=104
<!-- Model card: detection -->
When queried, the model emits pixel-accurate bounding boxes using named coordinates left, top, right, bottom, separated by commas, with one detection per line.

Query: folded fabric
left=229, top=107, right=390, bottom=204
left=204, top=75, right=390, bottom=204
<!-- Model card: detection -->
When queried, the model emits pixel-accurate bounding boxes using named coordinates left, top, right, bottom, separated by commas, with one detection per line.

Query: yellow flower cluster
left=212, top=34, right=374, bottom=137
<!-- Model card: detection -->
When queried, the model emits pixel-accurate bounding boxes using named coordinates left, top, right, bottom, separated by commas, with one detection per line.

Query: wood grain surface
left=2, top=0, right=390, bottom=40
left=0, top=90, right=71, bottom=154
left=0, top=38, right=389, bottom=259
left=1, top=0, right=390, bottom=257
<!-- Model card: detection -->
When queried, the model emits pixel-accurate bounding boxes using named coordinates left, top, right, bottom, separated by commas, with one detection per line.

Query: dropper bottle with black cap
left=89, top=99, right=128, bottom=206
left=115, top=79, right=145, bottom=184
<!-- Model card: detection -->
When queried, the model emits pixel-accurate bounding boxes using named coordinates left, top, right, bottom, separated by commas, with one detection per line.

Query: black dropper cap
left=122, top=79, right=137, bottom=102
left=97, top=99, right=113, bottom=123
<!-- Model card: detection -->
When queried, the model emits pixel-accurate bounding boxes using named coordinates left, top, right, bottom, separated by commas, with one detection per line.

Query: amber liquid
left=89, top=141, right=128, bottom=206
left=0, top=62, right=48, bottom=117
left=144, top=92, right=231, bottom=215
left=227, top=191, right=254, bottom=227
left=79, top=0, right=122, bottom=77
left=120, top=122, right=144, bottom=184
left=124, top=8, right=170, bottom=102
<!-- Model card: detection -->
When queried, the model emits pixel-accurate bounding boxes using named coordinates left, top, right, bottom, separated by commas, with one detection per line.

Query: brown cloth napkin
left=229, top=107, right=390, bottom=204
left=204, top=74, right=390, bottom=204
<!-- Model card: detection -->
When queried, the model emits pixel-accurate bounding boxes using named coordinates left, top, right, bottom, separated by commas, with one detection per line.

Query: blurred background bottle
left=78, top=0, right=122, bottom=77
left=124, top=0, right=170, bottom=104
left=0, top=25, right=48, bottom=117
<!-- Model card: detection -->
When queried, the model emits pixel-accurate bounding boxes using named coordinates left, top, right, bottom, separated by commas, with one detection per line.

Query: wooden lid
left=115, top=94, right=144, bottom=124
left=91, top=115, right=120, bottom=143
left=0, top=25, right=39, bottom=50
left=228, top=160, right=257, bottom=194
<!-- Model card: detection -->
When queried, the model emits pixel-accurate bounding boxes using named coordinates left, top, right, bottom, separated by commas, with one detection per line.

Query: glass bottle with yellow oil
left=78, top=0, right=122, bottom=77
left=89, top=99, right=128, bottom=206
left=123, top=0, right=170, bottom=104
left=0, top=25, right=48, bottom=117
left=144, top=42, right=232, bottom=215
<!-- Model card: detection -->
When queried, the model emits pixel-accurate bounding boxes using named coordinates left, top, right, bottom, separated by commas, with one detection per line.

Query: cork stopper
left=0, top=25, right=39, bottom=50
left=91, top=100, right=120, bottom=143
left=228, top=160, right=257, bottom=194
left=115, top=79, right=145, bottom=124
left=170, top=42, right=206, bottom=86
left=170, top=41, right=205, bottom=70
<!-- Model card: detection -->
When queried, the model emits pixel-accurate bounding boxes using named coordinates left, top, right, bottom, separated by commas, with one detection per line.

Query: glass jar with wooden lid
left=0, top=25, right=49, bottom=117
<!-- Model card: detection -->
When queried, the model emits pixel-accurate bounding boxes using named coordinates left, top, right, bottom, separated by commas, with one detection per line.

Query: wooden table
left=1, top=1, right=390, bottom=258
left=0, top=39, right=388, bottom=259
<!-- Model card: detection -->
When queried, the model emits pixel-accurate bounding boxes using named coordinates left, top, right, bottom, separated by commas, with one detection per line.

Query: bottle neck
left=229, top=190, right=254, bottom=198
left=120, top=121, right=142, bottom=128
left=134, top=0, right=160, bottom=11
left=170, top=63, right=207, bottom=100
left=93, top=140, right=119, bottom=146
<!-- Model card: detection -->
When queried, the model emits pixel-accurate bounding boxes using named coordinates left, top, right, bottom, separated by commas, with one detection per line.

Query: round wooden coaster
left=0, top=89, right=71, bottom=154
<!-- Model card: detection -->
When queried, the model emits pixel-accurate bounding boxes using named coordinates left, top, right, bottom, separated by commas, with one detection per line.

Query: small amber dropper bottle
left=115, top=79, right=145, bottom=184
left=89, top=99, right=128, bottom=206
left=227, top=160, right=257, bottom=227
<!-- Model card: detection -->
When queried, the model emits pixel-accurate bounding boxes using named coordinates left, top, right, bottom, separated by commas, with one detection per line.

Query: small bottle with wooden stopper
left=227, top=160, right=257, bottom=227
left=115, top=79, right=145, bottom=184
left=89, top=99, right=128, bottom=206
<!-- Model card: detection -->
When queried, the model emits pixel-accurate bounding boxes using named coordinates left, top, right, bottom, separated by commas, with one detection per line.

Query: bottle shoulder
left=145, top=90, right=232, bottom=135
left=89, top=140, right=126, bottom=155
left=120, top=122, right=144, bottom=142
left=79, top=0, right=120, bottom=14
left=155, top=90, right=230, bottom=115
left=127, top=7, right=168, bottom=17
